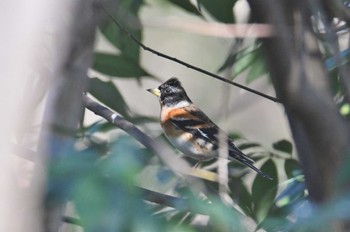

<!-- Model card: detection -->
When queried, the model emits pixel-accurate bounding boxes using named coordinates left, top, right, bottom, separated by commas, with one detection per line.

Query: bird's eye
left=164, top=88, right=171, bottom=93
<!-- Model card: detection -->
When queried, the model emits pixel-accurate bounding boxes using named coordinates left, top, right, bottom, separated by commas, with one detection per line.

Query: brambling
left=147, top=77, right=272, bottom=180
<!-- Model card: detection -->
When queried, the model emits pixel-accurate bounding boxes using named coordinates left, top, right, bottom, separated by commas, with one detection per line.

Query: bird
left=147, top=77, right=272, bottom=180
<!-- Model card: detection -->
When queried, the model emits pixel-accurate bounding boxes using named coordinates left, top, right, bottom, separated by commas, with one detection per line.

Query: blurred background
left=2, top=0, right=350, bottom=231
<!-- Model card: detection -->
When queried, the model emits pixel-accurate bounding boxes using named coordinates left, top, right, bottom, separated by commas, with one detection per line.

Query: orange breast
left=160, top=106, right=215, bottom=160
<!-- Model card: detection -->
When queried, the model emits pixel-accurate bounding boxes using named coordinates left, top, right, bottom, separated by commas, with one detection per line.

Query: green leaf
left=284, top=159, right=302, bottom=179
left=93, top=53, right=149, bottom=78
left=238, top=142, right=261, bottom=151
left=246, top=57, right=268, bottom=84
left=88, top=77, right=130, bottom=117
left=99, top=0, right=145, bottom=61
left=232, top=46, right=262, bottom=79
left=198, top=0, right=236, bottom=23
left=168, top=0, right=202, bottom=16
left=273, top=139, right=293, bottom=155
left=251, top=159, right=278, bottom=223
left=229, top=179, right=253, bottom=217
left=217, top=39, right=243, bottom=72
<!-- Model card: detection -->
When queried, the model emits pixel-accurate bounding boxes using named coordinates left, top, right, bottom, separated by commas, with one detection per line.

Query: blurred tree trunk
left=248, top=0, right=350, bottom=229
left=39, top=1, right=102, bottom=231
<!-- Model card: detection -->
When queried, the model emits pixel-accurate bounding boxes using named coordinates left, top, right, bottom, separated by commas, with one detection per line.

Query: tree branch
left=97, top=3, right=281, bottom=104
left=84, top=95, right=217, bottom=184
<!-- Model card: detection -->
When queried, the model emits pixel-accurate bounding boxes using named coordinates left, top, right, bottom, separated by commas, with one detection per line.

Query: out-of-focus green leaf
left=251, top=159, right=278, bottom=223
left=328, top=69, right=342, bottom=96
left=169, top=211, right=195, bottom=225
left=198, top=0, right=236, bottom=23
left=218, top=51, right=237, bottom=72
left=93, top=53, right=149, bottom=78
left=258, top=217, right=292, bottom=232
left=217, top=39, right=244, bottom=72
left=273, top=139, right=293, bottom=155
left=229, top=179, right=253, bottom=217
left=246, top=57, right=268, bottom=84
left=168, top=0, right=202, bottom=16
left=232, top=46, right=262, bottom=79
left=99, top=0, right=145, bottom=61
left=284, top=159, right=302, bottom=179
left=73, top=137, right=157, bottom=232
left=88, top=77, right=130, bottom=117
left=188, top=195, right=242, bottom=231
left=238, top=142, right=261, bottom=151
left=229, top=132, right=244, bottom=140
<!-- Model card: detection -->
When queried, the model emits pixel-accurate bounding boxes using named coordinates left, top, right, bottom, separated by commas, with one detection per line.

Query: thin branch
left=84, top=95, right=217, bottom=184
left=144, top=20, right=275, bottom=38
left=97, top=3, right=281, bottom=104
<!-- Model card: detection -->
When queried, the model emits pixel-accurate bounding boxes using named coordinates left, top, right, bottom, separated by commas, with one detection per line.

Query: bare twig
left=97, top=3, right=281, bottom=103
left=144, top=20, right=274, bottom=38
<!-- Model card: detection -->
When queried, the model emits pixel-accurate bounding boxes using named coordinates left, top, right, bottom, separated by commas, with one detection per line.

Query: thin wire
left=99, top=4, right=282, bottom=103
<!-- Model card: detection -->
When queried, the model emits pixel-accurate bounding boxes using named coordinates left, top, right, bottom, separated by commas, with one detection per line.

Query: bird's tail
left=229, top=149, right=272, bottom=180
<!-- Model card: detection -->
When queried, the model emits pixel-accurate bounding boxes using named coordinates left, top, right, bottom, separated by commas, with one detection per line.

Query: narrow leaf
left=232, top=47, right=261, bottom=79
left=251, top=159, right=278, bottom=223
left=246, top=57, right=268, bottom=84
left=88, top=77, right=129, bottom=117
left=168, top=0, right=202, bottom=16
left=99, top=0, right=145, bottom=61
left=93, top=53, right=149, bottom=78
left=197, top=0, right=236, bottom=23
left=229, top=179, right=253, bottom=217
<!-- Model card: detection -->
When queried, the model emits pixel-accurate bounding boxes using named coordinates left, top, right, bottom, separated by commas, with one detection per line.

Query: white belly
left=165, top=133, right=216, bottom=160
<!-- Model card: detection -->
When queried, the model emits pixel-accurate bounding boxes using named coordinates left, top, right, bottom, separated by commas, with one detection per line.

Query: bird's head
left=147, top=77, right=192, bottom=107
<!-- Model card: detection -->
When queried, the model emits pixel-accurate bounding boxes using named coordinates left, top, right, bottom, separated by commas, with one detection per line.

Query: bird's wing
left=168, top=105, right=220, bottom=146
left=169, top=105, right=272, bottom=180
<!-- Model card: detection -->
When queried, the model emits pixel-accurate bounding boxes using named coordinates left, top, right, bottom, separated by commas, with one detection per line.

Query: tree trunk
left=248, top=0, right=350, bottom=205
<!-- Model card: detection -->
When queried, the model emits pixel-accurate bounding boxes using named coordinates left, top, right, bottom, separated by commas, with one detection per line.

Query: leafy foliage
left=197, top=0, right=236, bottom=23
left=47, top=0, right=350, bottom=231
left=93, top=53, right=149, bottom=78
left=168, top=0, right=202, bottom=16
left=88, top=77, right=130, bottom=118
